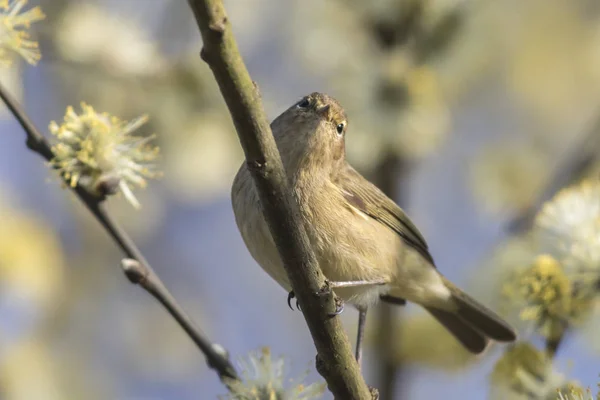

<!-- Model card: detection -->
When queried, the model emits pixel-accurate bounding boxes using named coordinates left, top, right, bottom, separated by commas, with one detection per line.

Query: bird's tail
left=444, top=277, right=516, bottom=341
left=424, top=307, right=490, bottom=353
left=424, top=276, right=516, bottom=354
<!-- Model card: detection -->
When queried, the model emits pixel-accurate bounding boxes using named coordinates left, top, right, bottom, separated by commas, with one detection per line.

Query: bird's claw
left=287, top=291, right=300, bottom=311
left=314, top=281, right=343, bottom=317
left=328, top=297, right=345, bottom=318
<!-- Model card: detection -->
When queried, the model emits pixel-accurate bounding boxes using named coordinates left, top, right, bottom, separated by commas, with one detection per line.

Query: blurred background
left=1, top=0, right=600, bottom=398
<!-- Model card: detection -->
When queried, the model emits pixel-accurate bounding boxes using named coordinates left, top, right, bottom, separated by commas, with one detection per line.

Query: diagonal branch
left=506, top=112, right=600, bottom=233
left=0, top=82, right=238, bottom=382
left=186, top=1, right=373, bottom=398
left=121, top=258, right=233, bottom=374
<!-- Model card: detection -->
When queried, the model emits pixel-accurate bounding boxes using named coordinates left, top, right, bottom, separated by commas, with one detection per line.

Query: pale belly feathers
left=231, top=166, right=448, bottom=308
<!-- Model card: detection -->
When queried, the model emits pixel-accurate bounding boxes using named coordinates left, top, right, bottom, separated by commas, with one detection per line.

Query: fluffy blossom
left=535, top=180, right=600, bottom=275
left=49, top=103, right=160, bottom=208
left=557, top=385, right=598, bottom=400
left=54, top=2, right=165, bottom=75
left=0, top=0, right=45, bottom=65
left=490, top=343, right=567, bottom=400
left=221, top=347, right=325, bottom=400
left=502, top=255, right=593, bottom=340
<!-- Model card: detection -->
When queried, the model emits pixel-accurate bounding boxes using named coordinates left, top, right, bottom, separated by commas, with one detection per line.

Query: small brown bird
left=231, top=92, right=516, bottom=362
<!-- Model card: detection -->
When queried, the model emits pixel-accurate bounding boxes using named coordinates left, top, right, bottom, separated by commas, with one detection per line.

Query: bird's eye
left=336, top=122, right=346, bottom=135
left=297, top=98, right=310, bottom=108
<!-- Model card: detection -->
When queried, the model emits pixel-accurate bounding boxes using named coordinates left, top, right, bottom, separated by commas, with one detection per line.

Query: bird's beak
left=316, top=104, right=331, bottom=120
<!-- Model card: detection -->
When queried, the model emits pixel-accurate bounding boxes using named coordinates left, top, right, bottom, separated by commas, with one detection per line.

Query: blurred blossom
left=0, top=337, right=103, bottom=400
left=385, top=311, right=477, bottom=370
left=221, top=347, right=325, bottom=400
left=521, top=180, right=600, bottom=339
left=501, top=255, right=592, bottom=341
left=391, top=66, right=450, bottom=160
left=506, top=0, right=599, bottom=123
left=433, top=2, right=502, bottom=98
left=0, top=189, right=64, bottom=342
left=49, top=103, right=160, bottom=208
left=54, top=2, right=166, bottom=76
left=467, top=233, right=540, bottom=336
left=345, top=0, right=411, bottom=21
left=420, top=0, right=468, bottom=30
left=162, top=112, right=242, bottom=204
left=225, top=0, right=278, bottom=51
left=535, top=180, right=600, bottom=272
left=586, top=21, right=600, bottom=92
left=0, top=0, right=45, bottom=66
left=490, top=343, right=567, bottom=400
left=289, top=0, right=374, bottom=81
left=1, top=339, right=64, bottom=400
left=378, top=48, right=413, bottom=89
left=476, top=180, right=600, bottom=341
left=344, top=124, right=387, bottom=172
left=288, top=1, right=458, bottom=168
left=469, top=141, right=549, bottom=217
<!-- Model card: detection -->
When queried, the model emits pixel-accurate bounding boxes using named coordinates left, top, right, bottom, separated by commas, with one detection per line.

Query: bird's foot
left=328, top=297, right=345, bottom=317
left=287, top=291, right=300, bottom=310
left=314, top=281, right=344, bottom=317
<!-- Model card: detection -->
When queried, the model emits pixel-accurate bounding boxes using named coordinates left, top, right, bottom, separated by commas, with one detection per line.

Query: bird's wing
left=336, top=164, right=435, bottom=264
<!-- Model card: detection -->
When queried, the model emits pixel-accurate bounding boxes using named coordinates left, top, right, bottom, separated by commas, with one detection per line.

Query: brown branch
left=0, top=82, right=238, bottom=382
left=186, top=1, right=373, bottom=398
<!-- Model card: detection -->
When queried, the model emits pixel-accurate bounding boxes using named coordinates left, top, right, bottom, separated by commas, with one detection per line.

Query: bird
left=231, top=92, right=516, bottom=364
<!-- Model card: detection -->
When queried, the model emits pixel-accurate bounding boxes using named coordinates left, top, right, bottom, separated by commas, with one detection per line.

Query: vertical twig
left=372, top=152, right=410, bottom=400
left=186, top=1, right=374, bottom=398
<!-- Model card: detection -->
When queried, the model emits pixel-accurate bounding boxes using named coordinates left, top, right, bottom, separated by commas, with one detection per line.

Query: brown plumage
left=231, top=92, right=516, bottom=354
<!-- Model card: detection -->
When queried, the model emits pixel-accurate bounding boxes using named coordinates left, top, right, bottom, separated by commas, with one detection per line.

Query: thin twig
left=372, top=152, right=408, bottom=400
left=186, top=1, right=373, bottom=398
left=121, top=259, right=235, bottom=376
left=0, top=82, right=238, bottom=382
left=545, top=330, right=566, bottom=359
left=506, top=113, right=600, bottom=233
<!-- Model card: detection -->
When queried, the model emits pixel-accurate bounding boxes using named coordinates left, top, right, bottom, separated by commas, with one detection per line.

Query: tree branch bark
left=186, top=1, right=373, bottom=398
left=0, top=82, right=238, bottom=383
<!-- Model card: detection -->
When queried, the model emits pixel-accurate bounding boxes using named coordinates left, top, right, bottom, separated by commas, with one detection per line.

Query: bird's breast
left=231, top=166, right=292, bottom=290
